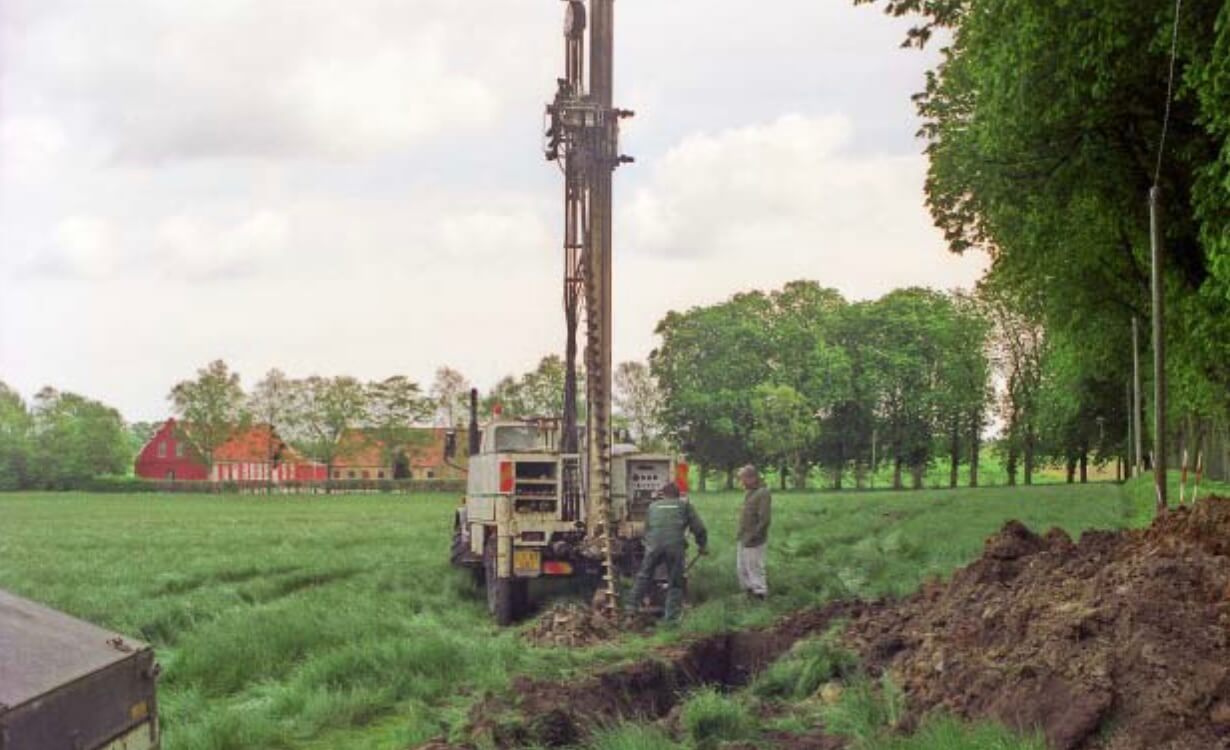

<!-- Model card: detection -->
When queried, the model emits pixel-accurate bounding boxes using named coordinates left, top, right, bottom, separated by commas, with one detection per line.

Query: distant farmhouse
left=135, top=419, right=466, bottom=483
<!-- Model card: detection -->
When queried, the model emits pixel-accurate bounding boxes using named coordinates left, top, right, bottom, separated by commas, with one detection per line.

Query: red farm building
left=134, top=419, right=326, bottom=483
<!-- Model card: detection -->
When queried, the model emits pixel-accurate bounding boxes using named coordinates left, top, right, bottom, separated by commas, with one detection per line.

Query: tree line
left=0, top=384, right=130, bottom=490
left=852, top=0, right=1230, bottom=487
left=0, top=356, right=664, bottom=489
left=651, top=281, right=1139, bottom=491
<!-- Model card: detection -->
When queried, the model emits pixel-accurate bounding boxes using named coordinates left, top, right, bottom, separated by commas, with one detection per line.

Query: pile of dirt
left=847, top=497, right=1230, bottom=750
left=462, top=601, right=869, bottom=748
left=522, top=602, right=649, bottom=648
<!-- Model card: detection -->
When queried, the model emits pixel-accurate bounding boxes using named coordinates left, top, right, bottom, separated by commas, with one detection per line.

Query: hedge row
left=75, top=477, right=467, bottom=495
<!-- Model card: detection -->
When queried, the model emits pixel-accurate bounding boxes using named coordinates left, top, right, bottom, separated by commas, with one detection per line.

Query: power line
left=1154, top=0, right=1184, bottom=187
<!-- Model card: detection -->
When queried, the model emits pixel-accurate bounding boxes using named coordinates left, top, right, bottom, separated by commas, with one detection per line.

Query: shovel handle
left=684, top=553, right=703, bottom=574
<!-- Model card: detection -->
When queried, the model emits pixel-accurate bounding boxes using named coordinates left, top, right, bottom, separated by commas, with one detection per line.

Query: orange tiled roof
left=400, top=425, right=467, bottom=467
left=333, top=430, right=387, bottom=468
left=213, top=424, right=284, bottom=463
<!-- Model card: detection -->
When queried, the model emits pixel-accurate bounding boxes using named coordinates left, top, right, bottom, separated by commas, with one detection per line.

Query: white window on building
left=157, top=441, right=167, bottom=458
left=175, top=443, right=184, bottom=458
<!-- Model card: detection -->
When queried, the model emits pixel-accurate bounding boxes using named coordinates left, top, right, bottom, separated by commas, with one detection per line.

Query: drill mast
left=546, top=0, right=632, bottom=612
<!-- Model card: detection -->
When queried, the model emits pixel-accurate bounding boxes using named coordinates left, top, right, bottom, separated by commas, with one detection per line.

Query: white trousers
left=736, top=543, right=768, bottom=595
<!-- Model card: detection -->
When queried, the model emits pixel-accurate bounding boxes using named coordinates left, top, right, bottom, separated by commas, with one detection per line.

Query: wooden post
left=1132, top=316, right=1143, bottom=476
left=1150, top=187, right=1167, bottom=511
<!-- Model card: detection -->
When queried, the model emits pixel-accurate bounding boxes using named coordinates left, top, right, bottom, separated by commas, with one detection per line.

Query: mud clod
left=521, top=603, right=649, bottom=648
left=848, top=496, right=1230, bottom=750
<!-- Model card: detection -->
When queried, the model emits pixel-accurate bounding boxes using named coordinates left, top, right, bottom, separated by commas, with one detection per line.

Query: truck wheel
left=449, top=529, right=467, bottom=567
left=484, top=542, right=526, bottom=625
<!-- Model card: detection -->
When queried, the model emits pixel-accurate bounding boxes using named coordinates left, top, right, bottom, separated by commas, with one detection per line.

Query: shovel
left=684, top=551, right=704, bottom=575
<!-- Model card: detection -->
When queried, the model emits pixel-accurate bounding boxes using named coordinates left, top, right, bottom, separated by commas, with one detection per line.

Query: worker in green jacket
left=736, top=465, right=772, bottom=600
left=626, top=482, right=708, bottom=622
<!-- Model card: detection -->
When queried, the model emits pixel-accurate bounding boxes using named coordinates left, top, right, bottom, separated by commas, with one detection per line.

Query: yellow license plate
left=513, top=549, right=541, bottom=575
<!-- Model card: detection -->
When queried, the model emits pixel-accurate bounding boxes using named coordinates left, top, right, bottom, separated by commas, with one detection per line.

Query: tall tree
left=168, top=359, right=248, bottom=471
left=430, top=367, right=470, bottom=428
left=248, top=369, right=300, bottom=485
left=366, top=375, right=433, bottom=466
left=652, top=292, right=774, bottom=489
left=484, top=357, right=571, bottom=419
left=768, top=283, right=853, bottom=488
left=749, top=383, right=821, bottom=490
left=0, top=382, right=32, bottom=490
left=30, top=388, right=129, bottom=488
left=933, top=292, right=992, bottom=488
left=289, top=375, right=367, bottom=479
left=614, top=361, right=664, bottom=449
left=981, top=283, right=1045, bottom=486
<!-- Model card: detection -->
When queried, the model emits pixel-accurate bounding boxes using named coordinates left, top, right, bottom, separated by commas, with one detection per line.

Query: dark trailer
left=0, top=589, right=159, bottom=750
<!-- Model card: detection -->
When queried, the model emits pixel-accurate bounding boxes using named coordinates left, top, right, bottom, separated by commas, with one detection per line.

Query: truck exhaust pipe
left=468, top=388, right=481, bottom=457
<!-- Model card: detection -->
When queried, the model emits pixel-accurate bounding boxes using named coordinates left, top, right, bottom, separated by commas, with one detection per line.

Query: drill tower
left=546, top=0, right=632, bottom=612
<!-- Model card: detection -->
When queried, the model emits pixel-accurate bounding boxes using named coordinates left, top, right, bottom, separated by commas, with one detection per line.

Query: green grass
left=751, top=627, right=859, bottom=701
left=1, top=477, right=1223, bottom=749
left=679, top=688, right=754, bottom=747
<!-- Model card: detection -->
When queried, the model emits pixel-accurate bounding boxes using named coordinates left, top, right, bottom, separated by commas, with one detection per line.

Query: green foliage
left=613, top=361, right=665, bottom=449
left=0, top=382, right=33, bottom=490
left=290, top=375, right=367, bottom=470
left=654, top=283, right=993, bottom=491
left=652, top=291, right=775, bottom=482
left=750, top=383, right=821, bottom=490
left=365, top=375, right=433, bottom=464
left=168, top=360, right=249, bottom=468
left=484, top=355, right=570, bottom=419
left=680, top=688, right=753, bottom=746
left=28, top=387, right=130, bottom=489
left=857, top=0, right=1230, bottom=434
left=429, top=367, right=471, bottom=429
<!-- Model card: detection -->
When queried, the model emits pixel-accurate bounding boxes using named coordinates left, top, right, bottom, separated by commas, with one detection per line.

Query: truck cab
left=451, top=418, right=684, bottom=624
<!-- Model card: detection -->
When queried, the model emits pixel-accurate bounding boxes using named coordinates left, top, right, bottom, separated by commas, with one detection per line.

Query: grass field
left=0, top=477, right=1222, bottom=749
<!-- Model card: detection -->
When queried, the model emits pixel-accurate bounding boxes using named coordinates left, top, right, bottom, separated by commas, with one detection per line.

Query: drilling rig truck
left=449, top=0, right=687, bottom=625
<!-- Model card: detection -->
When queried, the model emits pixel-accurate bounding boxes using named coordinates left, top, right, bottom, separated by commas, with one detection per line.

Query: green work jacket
left=737, top=485, right=772, bottom=547
left=644, top=497, right=708, bottom=551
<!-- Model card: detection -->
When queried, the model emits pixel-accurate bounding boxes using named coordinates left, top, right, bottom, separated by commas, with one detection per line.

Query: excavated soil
left=522, top=603, right=654, bottom=648
left=848, top=497, right=1230, bottom=750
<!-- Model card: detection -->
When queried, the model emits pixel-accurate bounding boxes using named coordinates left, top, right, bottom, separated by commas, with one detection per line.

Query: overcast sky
left=0, top=0, right=986, bottom=422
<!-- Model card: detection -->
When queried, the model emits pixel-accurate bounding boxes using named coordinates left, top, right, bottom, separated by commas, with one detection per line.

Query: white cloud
left=1, top=1, right=514, bottom=163
left=0, top=116, right=69, bottom=184
left=623, top=114, right=985, bottom=298
left=155, top=211, right=290, bottom=280
left=287, top=36, right=497, bottom=158
left=48, top=216, right=120, bottom=278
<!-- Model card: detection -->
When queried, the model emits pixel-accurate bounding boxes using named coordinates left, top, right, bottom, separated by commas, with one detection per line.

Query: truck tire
left=449, top=529, right=468, bottom=567
left=484, top=541, right=527, bottom=626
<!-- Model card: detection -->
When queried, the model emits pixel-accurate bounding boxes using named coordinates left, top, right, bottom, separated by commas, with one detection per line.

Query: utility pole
left=1132, top=316, right=1143, bottom=477
left=1125, top=380, right=1133, bottom=480
left=1150, top=187, right=1167, bottom=510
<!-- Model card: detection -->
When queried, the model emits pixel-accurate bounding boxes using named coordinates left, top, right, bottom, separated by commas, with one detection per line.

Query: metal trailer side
left=0, top=589, right=160, bottom=750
